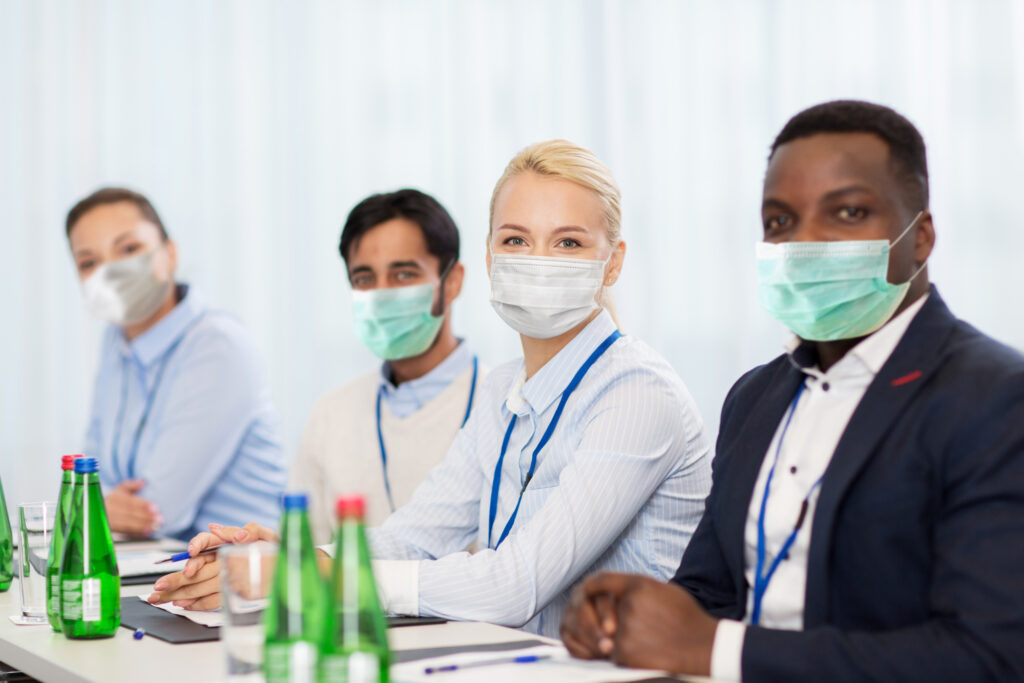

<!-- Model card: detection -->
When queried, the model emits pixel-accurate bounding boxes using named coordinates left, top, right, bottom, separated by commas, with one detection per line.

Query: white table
left=1, top=581, right=715, bottom=683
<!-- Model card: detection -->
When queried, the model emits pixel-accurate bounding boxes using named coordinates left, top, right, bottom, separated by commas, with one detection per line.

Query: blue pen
left=155, top=547, right=219, bottom=564
left=424, top=654, right=552, bottom=674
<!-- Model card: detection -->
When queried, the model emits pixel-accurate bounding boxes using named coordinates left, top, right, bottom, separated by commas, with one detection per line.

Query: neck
left=123, top=285, right=179, bottom=342
left=813, top=277, right=929, bottom=372
left=521, top=310, right=600, bottom=380
left=389, top=318, right=459, bottom=386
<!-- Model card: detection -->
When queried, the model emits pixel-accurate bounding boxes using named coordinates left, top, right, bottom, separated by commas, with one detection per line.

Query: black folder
left=120, top=597, right=448, bottom=644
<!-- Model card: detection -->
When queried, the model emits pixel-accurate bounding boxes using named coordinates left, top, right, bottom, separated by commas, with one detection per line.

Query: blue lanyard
left=376, top=355, right=479, bottom=513
left=751, top=381, right=825, bottom=625
left=487, top=330, right=622, bottom=550
left=110, top=314, right=206, bottom=481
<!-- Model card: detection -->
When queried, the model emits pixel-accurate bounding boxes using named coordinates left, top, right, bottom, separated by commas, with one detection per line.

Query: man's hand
left=105, top=480, right=162, bottom=536
left=561, top=572, right=718, bottom=676
left=148, top=522, right=278, bottom=610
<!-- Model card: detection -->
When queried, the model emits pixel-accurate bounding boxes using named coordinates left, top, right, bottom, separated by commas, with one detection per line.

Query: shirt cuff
left=710, top=619, right=746, bottom=682
left=372, top=559, right=419, bottom=616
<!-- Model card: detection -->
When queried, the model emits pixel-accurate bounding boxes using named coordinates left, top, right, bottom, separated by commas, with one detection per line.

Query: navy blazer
left=673, top=287, right=1024, bottom=682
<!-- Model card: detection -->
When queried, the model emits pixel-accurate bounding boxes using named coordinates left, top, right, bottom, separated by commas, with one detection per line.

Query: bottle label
left=49, top=575, right=60, bottom=615
left=81, top=578, right=101, bottom=622
left=61, top=578, right=82, bottom=620
left=321, top=652, right=379, bottom=683
left=265, top=641, right=317, bottom=683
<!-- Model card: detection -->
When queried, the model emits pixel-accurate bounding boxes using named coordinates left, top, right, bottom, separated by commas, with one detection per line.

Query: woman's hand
left=147, top=522, right=279, bottom=610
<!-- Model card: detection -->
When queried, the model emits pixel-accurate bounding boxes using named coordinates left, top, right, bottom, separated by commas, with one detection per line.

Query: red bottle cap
left=335, top=495, right=366, bottom=520
left=61, top=454, right=84, bottom=471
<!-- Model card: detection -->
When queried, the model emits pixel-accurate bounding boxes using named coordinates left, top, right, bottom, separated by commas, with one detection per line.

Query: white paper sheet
left=117, top=549, right=187, bottom=577
left=390, top=644, right=669, bottom=683
left=138, top=594, right=224, bottom=627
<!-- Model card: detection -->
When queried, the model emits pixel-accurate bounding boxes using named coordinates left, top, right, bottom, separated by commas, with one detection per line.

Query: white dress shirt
left=322, top=310, right=712, bottom=638
left=711, top=294, right=929, bottom=681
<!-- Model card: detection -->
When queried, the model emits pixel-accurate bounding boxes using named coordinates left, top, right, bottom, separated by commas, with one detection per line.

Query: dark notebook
left=120, top=597, right=447, bottom=644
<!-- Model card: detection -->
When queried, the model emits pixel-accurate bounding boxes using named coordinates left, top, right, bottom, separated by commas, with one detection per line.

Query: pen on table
left=155, top=546, right=221, bottom=564
left=424, top=654, right=552, bottom=674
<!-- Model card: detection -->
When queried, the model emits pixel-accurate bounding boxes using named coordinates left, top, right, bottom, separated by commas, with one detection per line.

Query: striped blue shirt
left=369, top=310, right=712, bottom=637
left=83, top=285, right=288, bottom=540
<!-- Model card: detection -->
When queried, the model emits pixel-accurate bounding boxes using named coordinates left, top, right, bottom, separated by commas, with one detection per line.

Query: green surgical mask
left=351, top=283, right=444, bottom=360
left=756, top=211, right=926, bottom=341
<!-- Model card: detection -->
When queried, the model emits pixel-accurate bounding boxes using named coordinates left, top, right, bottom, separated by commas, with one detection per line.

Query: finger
left=186, top=593, right=222, bottom=611
left=208, top=523, right=242, bottom=543
left=189, top=531, right=226, bottom=554
left=582, top=572, right=636, bottom=600
left=184, top=553, right=220, bottom=578
left=162, top=576, right=220, bottom=602
left=595, top=593, right=617, bottom=637
left=235, top=522, right=279, bottom=543
left=561, top=587, right=608, bottom=658
left=121, top=479, right=147, bottom=493
left=172, top=598, right=197, bottom=608
left=562, top=628, right=603, bottom=660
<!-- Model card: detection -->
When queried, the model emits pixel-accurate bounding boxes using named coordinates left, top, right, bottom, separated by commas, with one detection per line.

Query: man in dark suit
left=559, top=100, right=1024, bottom=681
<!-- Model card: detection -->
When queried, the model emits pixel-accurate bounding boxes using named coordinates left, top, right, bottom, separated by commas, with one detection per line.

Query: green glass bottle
left=47, top=455, right=82, bottom=631
left=0, top=473, right=12, bottom=592
left=59, top=457, right=120, bottom=638
left=265, top=492, right=328, bottom=683
left=320, top=495, right=390, bottom=683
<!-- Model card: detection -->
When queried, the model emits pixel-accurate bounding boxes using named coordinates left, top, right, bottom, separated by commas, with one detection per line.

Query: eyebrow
left=388, top=260, right=424, bottom=270
left=820, top=185, right=876, bottom=203
left=111, top=230, right=137, bottom=246
left=761, top=197, right=794, bottom=213
left=495, top=224, right=590, bottom=235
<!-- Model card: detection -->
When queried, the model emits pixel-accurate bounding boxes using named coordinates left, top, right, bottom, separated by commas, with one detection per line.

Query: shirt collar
left=378, top=339, right=474, bottom=396
left=504, top=310, right=618, bottom=418
left=785, top=293, right=930, bottom=382
left=118, top=284, right=205, bottom=367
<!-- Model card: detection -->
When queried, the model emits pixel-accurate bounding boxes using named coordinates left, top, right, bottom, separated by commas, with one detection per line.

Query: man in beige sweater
left=290, top=189, right=484, bottom=541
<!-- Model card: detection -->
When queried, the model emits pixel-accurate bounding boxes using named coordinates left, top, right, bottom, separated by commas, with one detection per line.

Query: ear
left=166, top=239, right=179, bottom=273
left=913, top=211, right=935, bottom=264
left=443, top=261, right=465, bottom=307
left=485, top=235, right=493, bottom=277
left=603, top=240, right=627, bottom=286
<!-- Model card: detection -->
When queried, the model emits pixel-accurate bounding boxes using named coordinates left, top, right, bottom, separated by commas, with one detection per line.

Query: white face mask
left=489, top=253, right=607, bottom=339
left=82, top=251, right=173, bottom=326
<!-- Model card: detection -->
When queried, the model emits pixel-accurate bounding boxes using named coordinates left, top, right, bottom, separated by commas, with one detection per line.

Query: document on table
left=137, top=594, right=224, bottom=627
left=118, top=550, right=187, bottom=577
left=390, top=644, right=670, bottom=682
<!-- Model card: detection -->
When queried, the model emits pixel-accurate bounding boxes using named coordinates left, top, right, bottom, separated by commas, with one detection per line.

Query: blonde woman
left=150, top=140, right=712, bottom=638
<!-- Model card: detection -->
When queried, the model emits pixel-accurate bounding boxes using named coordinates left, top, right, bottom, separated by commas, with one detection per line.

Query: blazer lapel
left=718, top=360, right=805, bottom=609
left=802, top=288, right=958, bottom=627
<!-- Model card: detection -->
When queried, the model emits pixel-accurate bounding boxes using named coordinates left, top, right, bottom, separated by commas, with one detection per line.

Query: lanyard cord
left=376, top=355, right=479, bottom=513
left=110, top=313, right=207, bottom=481
left=487, top=330, right=622, bottom=550
left=751, top=381, right=825, bottom=626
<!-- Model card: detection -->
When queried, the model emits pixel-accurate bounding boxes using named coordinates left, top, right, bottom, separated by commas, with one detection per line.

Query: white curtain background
left=2, top=0, right=1023, bottom=507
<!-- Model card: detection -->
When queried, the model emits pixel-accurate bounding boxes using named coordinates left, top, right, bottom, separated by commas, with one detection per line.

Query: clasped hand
left=559, top=572, right=718, bottom=676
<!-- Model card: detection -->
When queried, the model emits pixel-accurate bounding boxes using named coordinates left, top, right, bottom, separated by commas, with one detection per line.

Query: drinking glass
left=220, top=541, right=277, bottom=681
left=15, top=502, right=56, bottom=624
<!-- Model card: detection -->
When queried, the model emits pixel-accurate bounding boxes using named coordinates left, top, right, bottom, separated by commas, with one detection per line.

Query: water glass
left=16, top=502, right=56, bottom=624
left=220, top=541, right=278, bottom=681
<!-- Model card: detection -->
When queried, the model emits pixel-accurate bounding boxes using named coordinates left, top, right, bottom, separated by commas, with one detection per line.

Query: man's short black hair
left=66, top=187, right=169, bottom=240
left=339, top=189, right=460, bottom=274
left=770, top=100, right=929, bottom=211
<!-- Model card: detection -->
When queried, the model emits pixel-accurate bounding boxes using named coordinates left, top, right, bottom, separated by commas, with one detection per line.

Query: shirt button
left=790, top=466, right=798, bottom=474
left=822, top=382, right=831, bottom=391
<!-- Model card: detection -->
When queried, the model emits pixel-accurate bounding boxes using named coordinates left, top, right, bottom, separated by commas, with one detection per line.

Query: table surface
left=0, top=579, right=714, bottom=683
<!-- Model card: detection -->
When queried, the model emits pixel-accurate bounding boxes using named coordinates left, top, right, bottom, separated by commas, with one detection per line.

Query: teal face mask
left=351, top=282, right=444, bottom=360
left=756, top=212, right=926, bottom=341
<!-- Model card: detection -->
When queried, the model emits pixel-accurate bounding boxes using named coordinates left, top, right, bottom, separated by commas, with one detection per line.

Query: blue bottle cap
left=281, top=492, right=308, bottom=510
left=133, top=628, right=145, bottom=640
left=74, top=457, right=99, bottom=474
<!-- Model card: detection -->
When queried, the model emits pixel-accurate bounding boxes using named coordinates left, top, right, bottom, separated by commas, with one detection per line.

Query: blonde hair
left=489, top=139, right=623, bottom=326
left=489, top=139, right=622, bottom=245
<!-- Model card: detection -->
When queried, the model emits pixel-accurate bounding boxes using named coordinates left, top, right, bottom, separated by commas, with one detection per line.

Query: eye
left=837, top=206, right=868, bottom=222
left=395, top=270, right=419, bottom=281
left=764, top=214, right=792, bottom=233
left=350, top=274, right=373, bottom=289
left=503, top=237, right=526, bottom=247
left=77, top=260, right=96, bottom=274
left=557, top=238, right=581, bottom=249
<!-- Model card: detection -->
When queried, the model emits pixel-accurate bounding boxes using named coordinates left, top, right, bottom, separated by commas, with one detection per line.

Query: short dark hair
left=339, top=189, right=460, bottom=274
left=770, top=100, right=929, bottom=211
left=66, top=187, right=169, bottom=240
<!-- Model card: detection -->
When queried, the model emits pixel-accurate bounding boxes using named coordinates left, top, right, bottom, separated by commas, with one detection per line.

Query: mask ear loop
left=431, top=258, right=456, bottom=317
left=891, top=210, right=929, bottom=285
